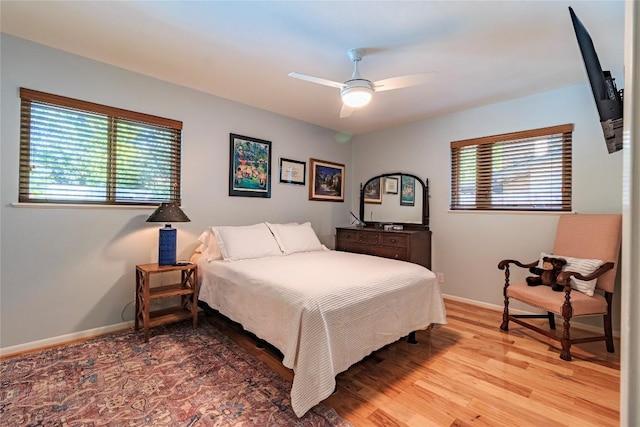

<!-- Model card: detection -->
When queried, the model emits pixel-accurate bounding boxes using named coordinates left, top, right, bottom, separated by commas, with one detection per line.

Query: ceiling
left=0, top=1, right=625, bottom=137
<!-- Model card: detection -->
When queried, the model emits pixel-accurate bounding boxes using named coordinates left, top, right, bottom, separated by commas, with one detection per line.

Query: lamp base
left=158, top=225, right=177, bottom=266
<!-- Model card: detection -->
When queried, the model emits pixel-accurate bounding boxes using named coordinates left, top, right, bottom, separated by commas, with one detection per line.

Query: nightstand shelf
left=149, top=283, right=196, bottom=300
left=135, top=263, right=198, bottom=342
left=148, top=306, right=195, bottom=328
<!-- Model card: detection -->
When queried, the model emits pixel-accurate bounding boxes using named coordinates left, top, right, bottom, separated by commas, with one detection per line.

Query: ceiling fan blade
left=373, top=72, right=437, bottom=92
left=340, top=104, right=354, bottom=118
left=288, top=72, right=346, bottom=89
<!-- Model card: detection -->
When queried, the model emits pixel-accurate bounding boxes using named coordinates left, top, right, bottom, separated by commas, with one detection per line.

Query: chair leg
left=500, top=297, right=509, bottom=331
left=547, top=312, right=556, bottom=330
left=604, top=313, right=615, bottom=353
left=560, top=298, right=573, bottom=361
left=560, top=316, right=572, bottom=361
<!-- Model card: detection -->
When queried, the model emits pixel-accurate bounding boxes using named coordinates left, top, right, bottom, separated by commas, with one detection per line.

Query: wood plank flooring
left=210, top=298, right=620, bottom=427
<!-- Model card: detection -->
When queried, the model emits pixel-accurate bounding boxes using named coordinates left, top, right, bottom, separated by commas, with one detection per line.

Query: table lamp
left=146, top=202, right=191, bottom=265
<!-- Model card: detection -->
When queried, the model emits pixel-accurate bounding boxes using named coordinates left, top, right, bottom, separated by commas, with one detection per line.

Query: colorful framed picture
left=229, top=133, right=271, bottom=198
left=309, top=158, right=345, bottom=202
left=364, top=178, right=382, bottom=204
left=279, top=158, right=306, bottom=185
left=400, top=175, right=415, bottom=206
left=384, top=177, right=399, bottom=194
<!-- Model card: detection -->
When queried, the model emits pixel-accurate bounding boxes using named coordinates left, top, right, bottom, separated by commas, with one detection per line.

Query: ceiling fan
left=288, top=48, right=436, bottom=118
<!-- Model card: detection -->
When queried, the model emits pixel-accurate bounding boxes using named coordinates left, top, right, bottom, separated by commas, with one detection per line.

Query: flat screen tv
left=569, top=6, right=623, bottom=154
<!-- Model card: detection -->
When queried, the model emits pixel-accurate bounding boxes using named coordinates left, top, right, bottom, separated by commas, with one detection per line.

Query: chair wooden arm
left=556, top=262, right=615, bottom=286
left=498, top=259, right=538, bottom=270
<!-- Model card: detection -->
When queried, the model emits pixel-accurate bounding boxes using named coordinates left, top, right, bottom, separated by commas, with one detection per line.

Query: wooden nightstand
left=135, top=263, right=198, bottom=342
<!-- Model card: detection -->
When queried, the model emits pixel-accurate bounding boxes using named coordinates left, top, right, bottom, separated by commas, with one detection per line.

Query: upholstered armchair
left=498, top=214, right=622, bottom=361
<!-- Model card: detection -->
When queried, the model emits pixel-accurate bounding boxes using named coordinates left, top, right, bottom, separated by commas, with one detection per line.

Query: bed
left=194, top=222, right=447, bottom=417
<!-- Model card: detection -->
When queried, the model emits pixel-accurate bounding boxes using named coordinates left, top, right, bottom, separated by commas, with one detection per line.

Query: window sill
left=11, top=202, right=157, bottom=210
left=447, top=210, right=577, bottom=215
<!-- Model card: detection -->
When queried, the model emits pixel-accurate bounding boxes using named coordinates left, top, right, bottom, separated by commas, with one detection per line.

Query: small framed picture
left=384, top=177, right=399, bottom=194
left=400, top=175, right=416, bottom=206
left=229, top=133, right=271, bottom=198
left=363, top=178, right=382, bottom=204
left=309, top=158, right=345, bottom=202
left=279, top=158, right=306, bottom=185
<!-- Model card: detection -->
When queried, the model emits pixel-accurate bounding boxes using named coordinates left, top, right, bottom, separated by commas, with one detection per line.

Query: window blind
left=19, top=88, right=183, bottom=205
left=450, top=124, right=573, bottom=211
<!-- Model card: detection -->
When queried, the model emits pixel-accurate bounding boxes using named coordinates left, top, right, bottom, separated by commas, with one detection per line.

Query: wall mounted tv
left=569, top=6, right=623, bottom=154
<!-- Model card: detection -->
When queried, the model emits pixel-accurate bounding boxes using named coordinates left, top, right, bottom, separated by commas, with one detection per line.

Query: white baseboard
left=0, top=320, right=134, bottom=358
left=442, top=293, right=621, bottom=338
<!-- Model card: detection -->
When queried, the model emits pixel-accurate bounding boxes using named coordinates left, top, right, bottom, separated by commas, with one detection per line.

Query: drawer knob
left=394, top=254, right=399, bottom=258
left=390, top=239, right=396, bottom=243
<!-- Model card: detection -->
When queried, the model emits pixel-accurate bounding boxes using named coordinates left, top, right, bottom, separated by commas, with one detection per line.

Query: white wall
left=0, top=33, right=625, bottom=350
left=0, top=35, right=352, bottom=349
left=351, top=84, right=623, bottom=331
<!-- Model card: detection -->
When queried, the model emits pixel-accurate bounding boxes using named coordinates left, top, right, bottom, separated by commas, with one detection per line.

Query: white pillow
left=538, top=252, right=604, bottom=296
left=213, top=223, right=283, bottom=261
left=266, top=222, right=324, bottom=255
left=197, top=228, right=223, bottom=261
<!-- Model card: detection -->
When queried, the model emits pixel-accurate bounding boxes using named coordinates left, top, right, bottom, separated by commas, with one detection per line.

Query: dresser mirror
left=359, top=172, right=429, bottom=228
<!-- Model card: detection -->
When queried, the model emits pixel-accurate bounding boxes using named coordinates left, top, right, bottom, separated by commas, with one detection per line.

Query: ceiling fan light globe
left=341, top=86, right=373, bottom=108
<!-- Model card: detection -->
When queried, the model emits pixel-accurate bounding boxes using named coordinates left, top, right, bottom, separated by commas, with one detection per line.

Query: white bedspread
left=197, top=249, right=447, bottom=417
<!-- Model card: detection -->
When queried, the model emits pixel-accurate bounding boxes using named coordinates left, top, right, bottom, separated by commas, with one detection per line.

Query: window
left=450, top=124, right=573, bottom=211
left=19, top=88, right=183, bottom=205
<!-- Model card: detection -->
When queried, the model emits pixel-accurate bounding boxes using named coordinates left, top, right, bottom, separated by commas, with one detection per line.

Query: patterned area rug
left=0, top=320, right=352, bottom=426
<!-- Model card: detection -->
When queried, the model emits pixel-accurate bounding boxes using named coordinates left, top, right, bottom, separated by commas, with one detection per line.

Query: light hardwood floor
left=211, top=298, right=620, bottom=427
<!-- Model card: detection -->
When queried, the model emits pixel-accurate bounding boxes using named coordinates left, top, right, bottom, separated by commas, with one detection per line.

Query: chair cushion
left=506, top=282, right=608, bottom=316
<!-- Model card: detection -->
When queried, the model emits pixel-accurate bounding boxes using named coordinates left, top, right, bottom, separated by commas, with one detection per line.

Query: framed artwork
left=279, top=158, right=306, bottom=185
left=309, top=158, right=345, bottom=202
left=384, top=177, right=399, bottom=194
left=400, top=175, right=416, bottom=206
left=229, top=133, right=272, bottom=198
left=363, top=178, right=382, bottom=204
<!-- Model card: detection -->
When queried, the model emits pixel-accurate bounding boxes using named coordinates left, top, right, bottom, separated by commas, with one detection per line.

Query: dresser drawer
left=337, top=230, right=380, bottom=245
left=370, top=246, right=409, bottom=262
left=381, top=233, right=408, bottom=248
left=357, top=232, right=380, bottom=245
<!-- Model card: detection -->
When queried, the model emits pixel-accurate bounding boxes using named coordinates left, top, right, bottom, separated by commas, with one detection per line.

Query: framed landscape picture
left=363, top=178, right=382, bottom=204
left=400, top=175, right=415, bottom=206
left=229, top=133, right=272, bottom=198
left=309, top=158, right=344, bottom=202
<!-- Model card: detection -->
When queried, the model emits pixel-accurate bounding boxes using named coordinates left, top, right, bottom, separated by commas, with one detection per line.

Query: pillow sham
left=213, top=223, right=283, bottom=261
left=267, top=222, right=324, bottom=255
left=538, top=252, right=604, bottom=296
left=197, top=228, right=223, bottom=261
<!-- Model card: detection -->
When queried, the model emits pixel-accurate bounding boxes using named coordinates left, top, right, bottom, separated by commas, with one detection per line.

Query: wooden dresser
left=335, top=226, right=431, bottom=269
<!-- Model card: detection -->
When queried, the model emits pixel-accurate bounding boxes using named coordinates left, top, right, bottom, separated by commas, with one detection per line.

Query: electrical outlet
left=436, top=272, right=445, bottom=283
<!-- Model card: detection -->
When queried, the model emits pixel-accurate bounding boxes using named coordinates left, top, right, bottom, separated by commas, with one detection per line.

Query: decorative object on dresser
left=335, top=226, right=431, bottom=269
left=146, top=202, right=191, bottom=266
left=135, top=262, right=198, bottom=342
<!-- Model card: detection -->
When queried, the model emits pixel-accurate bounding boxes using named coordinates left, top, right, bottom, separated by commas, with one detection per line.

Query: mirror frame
left=359, top=172, right=429, bottom=229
